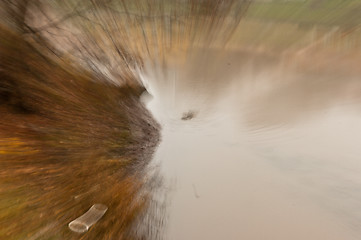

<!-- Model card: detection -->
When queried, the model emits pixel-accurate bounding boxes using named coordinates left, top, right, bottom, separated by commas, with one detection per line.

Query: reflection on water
left=141, top=48, right=361, bottom=239
left=2, top=0, right=361, bottom=239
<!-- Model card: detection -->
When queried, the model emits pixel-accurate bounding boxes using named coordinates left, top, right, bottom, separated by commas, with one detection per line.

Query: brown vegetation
left=0, top=13, right=161, bottom=240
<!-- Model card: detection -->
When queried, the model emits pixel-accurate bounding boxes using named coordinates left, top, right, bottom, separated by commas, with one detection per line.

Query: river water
left=140, top=49, right=361, bottom=240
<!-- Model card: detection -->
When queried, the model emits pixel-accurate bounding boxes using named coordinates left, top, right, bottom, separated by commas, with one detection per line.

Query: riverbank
left=0, top=22, right=162, bottom=239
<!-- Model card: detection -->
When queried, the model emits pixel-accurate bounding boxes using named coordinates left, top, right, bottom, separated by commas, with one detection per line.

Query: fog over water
left=140, top=49, right=361, bottom=240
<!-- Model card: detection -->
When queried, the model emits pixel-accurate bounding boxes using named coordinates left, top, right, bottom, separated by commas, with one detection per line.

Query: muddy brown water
left=140, top=48, right=361, bottom=240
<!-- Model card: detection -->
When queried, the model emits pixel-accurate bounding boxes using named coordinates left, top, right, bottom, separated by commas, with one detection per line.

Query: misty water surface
left=2, top=1, right=361, bottom=239
left=140, top=48, right=361, bottom=240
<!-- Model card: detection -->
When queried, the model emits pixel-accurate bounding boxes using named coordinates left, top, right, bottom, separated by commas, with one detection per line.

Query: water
left=2, top=1, right=361, bottom=239
left=141, top=48, right=361, bottom=240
